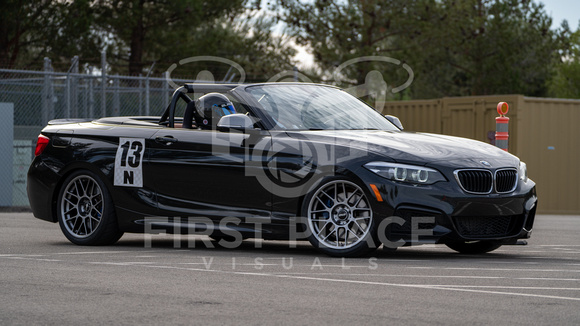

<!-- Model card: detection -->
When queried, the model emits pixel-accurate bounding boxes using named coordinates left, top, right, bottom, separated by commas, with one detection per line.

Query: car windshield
left=245, top=84, right=399, bottom=131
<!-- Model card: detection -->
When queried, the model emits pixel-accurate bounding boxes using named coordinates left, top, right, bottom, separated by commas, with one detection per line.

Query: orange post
left=495, top=102, right=509, bottom=151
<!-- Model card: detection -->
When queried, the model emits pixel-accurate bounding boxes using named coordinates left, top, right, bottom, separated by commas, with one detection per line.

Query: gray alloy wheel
left=304, top=179, right=378, bottom=257
left=57, top=170, right=123, bottom=245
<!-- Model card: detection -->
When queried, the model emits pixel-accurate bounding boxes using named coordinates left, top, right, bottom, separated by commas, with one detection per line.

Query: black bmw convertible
left=27, top=83, right=537, bottom=257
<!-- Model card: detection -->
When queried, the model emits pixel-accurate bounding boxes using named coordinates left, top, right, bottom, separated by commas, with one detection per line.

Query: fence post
left=82, top=78, right=88, bottom=118
left=70, top=56, right=79, bottom=118
left=88, top=67, right=94, bottom=118
left=0, top=103, right=14, bottom=206
left=163, top=71, right=170, bottom=107
left=113, top=75, right=120, bottom=116
left=101, top=50, right=107, bottom=117
left=145, top=75, right=150, bottom=116
left=42, top=58, right=53, bottom=125
left=139, top=74, right=143, bottom=116
left=65, top=63, right=71, bottom=118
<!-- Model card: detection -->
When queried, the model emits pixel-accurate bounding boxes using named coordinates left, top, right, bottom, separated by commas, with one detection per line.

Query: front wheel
left=445, top=240, right=502, bottom=254
left=302, top=178, right=379, bottom=257
left=57, top=170, right=123, bottom=245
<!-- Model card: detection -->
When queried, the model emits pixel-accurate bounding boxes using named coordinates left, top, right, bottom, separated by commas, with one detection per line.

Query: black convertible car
left=27, top=83, right=537, bottom=257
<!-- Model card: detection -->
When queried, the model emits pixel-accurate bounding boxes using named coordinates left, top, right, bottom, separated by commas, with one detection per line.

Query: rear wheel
left=57, top=170, right=123, bottom=245
left=302, top=178, right=379, bottom=257
left=445, top=240, right=502, bottom=254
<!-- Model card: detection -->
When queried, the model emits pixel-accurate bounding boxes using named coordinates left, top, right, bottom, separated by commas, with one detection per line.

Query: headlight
left=519, top=161, right=528, bottom=183
left=364, top=162, right=446, bottom=185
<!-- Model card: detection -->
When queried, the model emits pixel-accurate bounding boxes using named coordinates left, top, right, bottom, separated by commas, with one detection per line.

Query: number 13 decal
left=114, top=138, right=145, bottom=187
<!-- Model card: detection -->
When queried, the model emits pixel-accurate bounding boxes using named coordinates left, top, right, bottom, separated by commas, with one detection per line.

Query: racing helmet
left=194, top=93, right=236, bottom=129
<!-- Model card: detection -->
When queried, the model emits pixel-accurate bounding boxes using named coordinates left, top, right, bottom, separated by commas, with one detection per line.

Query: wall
left=0, top=103, right=14, bottom=206
left=380, top=95, right=580, bottom=214
left=516, top=97, right=580, bottom=214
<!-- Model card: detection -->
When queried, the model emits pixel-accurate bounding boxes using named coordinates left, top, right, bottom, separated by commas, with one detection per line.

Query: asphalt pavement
left=1, top=213, right=579, bottom=325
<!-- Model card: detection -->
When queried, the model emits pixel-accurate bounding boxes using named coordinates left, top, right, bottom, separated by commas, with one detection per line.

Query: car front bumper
left=359, top=170, right=537, bottom=245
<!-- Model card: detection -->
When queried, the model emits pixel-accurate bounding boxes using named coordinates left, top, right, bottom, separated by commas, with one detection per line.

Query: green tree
left=276, top=0, right=431, bottom=90
left=93, top=0, right=297, bottom=80
left=276, top=0, right=563, bottom=99
left=549, top=22, right=580, bottom=99
left=0, top=0, right=97, bottom=69
left=410, top=0, right=560, bottom=98
left=94, top=0, right=247, bottom=75
left=1, top=0, right=297, bottom=80
left=173, top=14, right=297, bottom=82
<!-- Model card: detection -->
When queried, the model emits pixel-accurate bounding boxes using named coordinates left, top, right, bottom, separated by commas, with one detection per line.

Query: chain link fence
left=0, top=59, right=199, bottom=207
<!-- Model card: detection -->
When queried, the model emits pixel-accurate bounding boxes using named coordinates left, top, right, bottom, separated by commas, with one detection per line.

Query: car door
left=147, top=127, right=273, bottom=222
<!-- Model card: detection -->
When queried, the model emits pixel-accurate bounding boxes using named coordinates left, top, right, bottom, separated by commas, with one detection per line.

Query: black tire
left=445, top=240, right=502, bottom=254
left=301, top=177, right=379, bottom=257
left=56, top=170, right=123, bottom=245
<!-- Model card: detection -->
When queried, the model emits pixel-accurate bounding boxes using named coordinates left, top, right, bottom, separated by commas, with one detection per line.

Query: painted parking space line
left=138, top=264, right=580, bottom=302
left=0, top=257, right=63, bottom=262
left=466, top=261, right=540, bottom=265
left=0, top=254, right=47, bottom=258
left=272, top=272, right=505, bottom=279
left=3, top=249, right=580, bottom=302
left=516, top=277, right=580, bottom=281
left=276, top=273, right=580, bottom=282
left=88, top=261, right=158, bottom=266
left=408, top=266, right=580, bottom=273
left=53, top=251, right=137, bottom=255
left=539, top=245, right=580, bottom=247
left=258, top=257, right=432, bottom=262
left=427, top=285, right=580, bottom=290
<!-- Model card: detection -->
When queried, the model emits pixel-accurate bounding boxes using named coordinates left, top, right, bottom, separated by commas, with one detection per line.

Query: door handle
left=155, top=136, right=177, bottom=145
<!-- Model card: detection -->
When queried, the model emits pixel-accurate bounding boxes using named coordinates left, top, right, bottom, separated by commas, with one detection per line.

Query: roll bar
left=158, top=83, right=240, bottom=128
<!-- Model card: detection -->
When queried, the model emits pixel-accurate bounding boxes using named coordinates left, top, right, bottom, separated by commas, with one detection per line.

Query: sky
left=541, top=0, right=580, bottom=28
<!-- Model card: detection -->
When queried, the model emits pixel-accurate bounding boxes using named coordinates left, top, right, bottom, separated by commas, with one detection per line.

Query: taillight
left=35, top=134, right=50, bottom=156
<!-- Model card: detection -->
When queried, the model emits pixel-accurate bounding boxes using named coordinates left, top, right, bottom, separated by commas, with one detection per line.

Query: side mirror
left=385, top=115, right=404, bottom=130
left=217, top=113, right=255, bottom=132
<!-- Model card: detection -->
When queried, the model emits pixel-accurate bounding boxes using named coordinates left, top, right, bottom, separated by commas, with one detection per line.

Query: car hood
left=285, top=130, right=519, bottom=168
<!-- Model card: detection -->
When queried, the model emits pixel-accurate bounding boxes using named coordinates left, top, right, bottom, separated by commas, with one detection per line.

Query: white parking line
left=427, top=285, right=580, bottom=290
left=53, top=251, right=135, bottom=255
left=517, top=277, right=580, bottom=281
left=259, top=257, right=432, bottom=262
left=469, top=261, right=540, bottom=265
left=409, top=266, right=580, bottom=273
left=273, top=272, right=504, bottom=279
left=140, top=264, right=580, bottom=302
left=424, top=286, right=580, bottom=302
left=539, top=245, right=580, bottom=247
left=88, top=262, right=157, bottom=266
left=4, top=249, right=580, bottom=302
left=271, top=272, right=580, bottom=282
left=0, top=256, right=62, bottom=262
left=0, top=254, right=45, bottom=257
